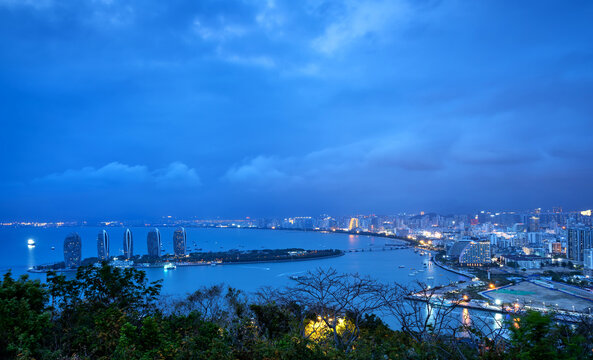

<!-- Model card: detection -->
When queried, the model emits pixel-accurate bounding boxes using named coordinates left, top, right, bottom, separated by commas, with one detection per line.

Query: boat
left=27, top=239, right=36, bottom=247
left=51, top=246, right=55, bottom=250
left=427, top=276, right=434, bottom=280
left=398, top=265, right=405, bottom=268
left=164, top=263, right=176, bottom=270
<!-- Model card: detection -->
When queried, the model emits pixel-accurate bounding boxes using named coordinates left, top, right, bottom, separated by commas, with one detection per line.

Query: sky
left=1, top=0, right=592, bottom=220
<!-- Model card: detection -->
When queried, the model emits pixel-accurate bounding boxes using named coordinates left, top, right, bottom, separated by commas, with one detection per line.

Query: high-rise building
left=123, top=228, right=133, bottom=259
left=567, top=227, right=593, bottom=263
left=173, top=227, right=187, bottom=256
left=348, top=218, right=359, bottom=231
left=147, top=228, right=161, bottom=257
left=64, top=232, right=82, bottom=268
left=97, top=230, right=109, bottom=260
left=528, top=216, right=540, bottom=232
left=458, top=241, right=491, bottom=266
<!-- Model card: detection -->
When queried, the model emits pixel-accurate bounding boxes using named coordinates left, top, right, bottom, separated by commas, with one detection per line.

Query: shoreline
left=27, top=250, right=346, bottom=273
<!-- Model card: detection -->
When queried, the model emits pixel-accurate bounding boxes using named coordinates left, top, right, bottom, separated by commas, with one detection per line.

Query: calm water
left=0, top=227, right=467, bottom=294
left=1, top=227, right=505, bottom=329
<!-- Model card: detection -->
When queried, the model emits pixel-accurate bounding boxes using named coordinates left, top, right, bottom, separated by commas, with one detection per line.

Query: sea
left=1, top=226, right=503, bottom=329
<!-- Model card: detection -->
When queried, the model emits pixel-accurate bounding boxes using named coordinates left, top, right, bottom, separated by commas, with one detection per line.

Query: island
left=29, top=248, right=344, bottom=272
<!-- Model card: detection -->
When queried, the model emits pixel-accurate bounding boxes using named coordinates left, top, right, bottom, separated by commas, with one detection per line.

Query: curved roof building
left=97, top=230, right=109, bottom=260
left=147, top=228, right=161, bottom=257
left=123, top=228, right=133, bottom=259
left=447, top=240, right=472, bottom=258
left=64, top=232, right=82, bottom=268
left=173, top=227, right=187, bottom=257
left=459, top=241, right=491, bottom=266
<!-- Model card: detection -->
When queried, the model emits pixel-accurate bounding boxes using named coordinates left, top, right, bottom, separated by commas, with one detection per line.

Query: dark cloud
left=1, top=0, right=593, bottom=219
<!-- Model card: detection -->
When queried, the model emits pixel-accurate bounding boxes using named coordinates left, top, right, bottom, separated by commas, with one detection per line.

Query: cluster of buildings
left=63, top=227, right=188, bottom=268
left=51, top=207, right=593, bottom=274
left=253, top=208, right=592, bottom=272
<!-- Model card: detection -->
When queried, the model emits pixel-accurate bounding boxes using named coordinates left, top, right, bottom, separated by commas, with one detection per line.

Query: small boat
left=51, top=246, right=55, bottom=250
left=427, top=276, right=434, bottom=280
left=27, top=239, right=36, bottom=247
left=398, top=265, right=405, bottom=268
left=164, top=263, right=176, bottom=270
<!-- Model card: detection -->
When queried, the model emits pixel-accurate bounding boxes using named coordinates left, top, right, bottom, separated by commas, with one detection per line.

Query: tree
left=376, top=280, right=465, bottom=358
left=273, top=267, right=384, bottom=353
left=0, top=272, right=52, bottom=359
left=46, top=263, right=162, bottom=358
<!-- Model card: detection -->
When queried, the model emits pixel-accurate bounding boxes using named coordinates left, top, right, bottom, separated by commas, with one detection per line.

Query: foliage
left=2, top=265, right=593, bottom=359
left=0, top=272, right=52, bottom=359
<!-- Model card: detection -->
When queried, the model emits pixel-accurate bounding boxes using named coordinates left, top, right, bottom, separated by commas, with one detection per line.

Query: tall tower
left=173, top=227, right=187, bottom=257
left=147, top=228, right=161, bottom=257
left=348, top=218, right=359, bottom=231
left=123, top=228, right=133, bottom=259
left=97, top=230, right=109, bottom=260
left=64, top=232, right=82, bottom=268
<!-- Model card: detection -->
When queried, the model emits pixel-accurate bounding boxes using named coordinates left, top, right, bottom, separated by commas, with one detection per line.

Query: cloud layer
left=35, top=162, right=201, bottom=189
left=1, top=0, right=593, bottom=219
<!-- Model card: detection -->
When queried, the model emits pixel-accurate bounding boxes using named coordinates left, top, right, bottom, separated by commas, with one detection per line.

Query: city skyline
left=2, top=1, right=593, bottom=220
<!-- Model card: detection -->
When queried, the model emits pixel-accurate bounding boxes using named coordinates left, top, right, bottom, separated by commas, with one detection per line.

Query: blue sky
left=1, top=0, right=592, bottom=220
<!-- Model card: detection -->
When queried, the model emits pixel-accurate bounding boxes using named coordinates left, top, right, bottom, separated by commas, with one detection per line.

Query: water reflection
left=462, top=308, right=471, bottom=327
left=348, top=235, right=359, bottom=246
left=27, top=242, right=35, bottom=269
left=494, top=313, right=503, bottom=330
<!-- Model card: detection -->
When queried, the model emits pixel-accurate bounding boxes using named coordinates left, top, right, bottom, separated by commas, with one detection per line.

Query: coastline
left=27, top=249, right=346, bottom=273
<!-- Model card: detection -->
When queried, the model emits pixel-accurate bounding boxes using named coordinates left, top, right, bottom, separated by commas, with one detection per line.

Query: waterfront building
left=147, top=228, right=161, bottom=257
left=97, top=230, right=109, bottom=260
left=447, top=239, right=472, bottom=258
left=123, top=228, right=133, bottom=259
left=458, top=241, right=491, bottom=266
left=567, top=227, right=593, bottom=263
left=64, top=232, right=82, bottom=268
left=173, top=227, right=186, bottom=257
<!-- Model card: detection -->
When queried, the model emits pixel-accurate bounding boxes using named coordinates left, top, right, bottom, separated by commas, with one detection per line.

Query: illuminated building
left=567, top=227, right=593, bottom=263
left=97, top=230, right=109, bottom=260
left=528, top=216, right=539, bottom=232
left=64, top=232, right=82, bottom=268
left=585, top=249, right=593, bottom=276
left=550, top=242, right=562, bottom=254
left=173, top=227, right=187, bottom=256
left=348, top=218, right=359, bottom=231
left=147, top=228, right=161, bottom=257
left=123, top=228, right=133, bottom=259
left=458, top=241, right=491, bottom=266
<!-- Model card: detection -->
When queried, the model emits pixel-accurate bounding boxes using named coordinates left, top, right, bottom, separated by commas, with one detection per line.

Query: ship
left=164, top=263, right=176, bottom=270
